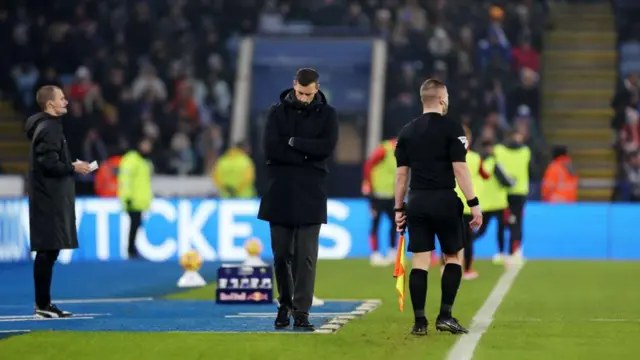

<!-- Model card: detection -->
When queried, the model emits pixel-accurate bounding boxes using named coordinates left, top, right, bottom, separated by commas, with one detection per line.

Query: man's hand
left=469, top=206, right=483, bottom=231
left=395, top=210, right=406, bottom=233
left=72, top=160, right=92, bottom=175
left=361, top=181, right=371, bottom=196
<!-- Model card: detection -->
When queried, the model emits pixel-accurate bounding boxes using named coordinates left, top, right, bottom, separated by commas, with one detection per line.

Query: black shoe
left=35, top=304, right=72, bottom=318
left=293, top=313, right=315, bottom=331
left=274, top=307, right=291, bottom=329
left=436, top=315, right=469, bottom=334
left=411, top=318, right=428, bottom=336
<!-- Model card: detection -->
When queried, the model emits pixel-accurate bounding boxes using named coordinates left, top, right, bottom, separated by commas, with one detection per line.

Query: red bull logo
left=217, top=291, right=270, bottom=303
left=246, top=291, right=269, bottom=302
left=219, top=292, right=247, bottom=301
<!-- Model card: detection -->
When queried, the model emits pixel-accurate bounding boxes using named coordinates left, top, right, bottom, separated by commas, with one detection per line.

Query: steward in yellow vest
left=212, top=141, right=256, bottom=199
left=118, top=138, right=154, bottom=258
left=493, top=130, right=530, bottom=264
left=474, top=140, right=515, bottom=263
left=362, top=138, right=398, bottom=265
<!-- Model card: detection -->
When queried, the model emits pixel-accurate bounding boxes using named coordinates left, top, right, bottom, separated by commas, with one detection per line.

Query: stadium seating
left=610, top=0, right=640, bottom=201
left=0, top=1, right=546, bottom=198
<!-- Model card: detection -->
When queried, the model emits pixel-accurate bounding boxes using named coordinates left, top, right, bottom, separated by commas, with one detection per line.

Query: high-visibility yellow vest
left=480, top=156, right=509, bottom=211
left=494, top=144, right=531, bottom=196
left=371, top=140, right=396, bottom=199
left=117, top=150, right=153, bottom=211
left=455, top=151, right=483, bottom=215
left=212, top=148, right=256, bottom=198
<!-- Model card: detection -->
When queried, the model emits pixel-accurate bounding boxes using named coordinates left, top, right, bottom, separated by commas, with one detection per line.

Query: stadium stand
left=540, top=1, right=617, bottom=201
left=611, top=0, right=640, bottom=201
left=0, top=0, right=249, bottom=193
left=0, top=0, right=547, bottom=198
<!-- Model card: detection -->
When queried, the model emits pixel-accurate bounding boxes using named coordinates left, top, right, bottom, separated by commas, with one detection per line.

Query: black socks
left=410, top=263, right=463, bottom=322
left=409, top=268, right=428, bottom=323
left=34, top=250, right=60, bottom=309
left=440, top=263, right=462, bottom=318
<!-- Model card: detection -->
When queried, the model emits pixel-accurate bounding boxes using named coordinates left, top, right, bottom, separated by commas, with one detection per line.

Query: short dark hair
left=35, top=85, right=60, bottom=110
left=508, top=128, right=522, bottom=139
left=295, top=68, right=319, bottom=86
left=234, top=140, right=249, bottom=149
left=419, top=79, right=446, bottom=104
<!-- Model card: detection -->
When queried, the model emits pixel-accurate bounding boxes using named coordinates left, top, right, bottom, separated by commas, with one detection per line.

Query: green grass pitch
left=0, top=259, right=639, bottom=359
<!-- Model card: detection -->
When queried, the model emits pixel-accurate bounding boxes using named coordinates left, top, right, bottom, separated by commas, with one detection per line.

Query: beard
left=441, top=102, right=449, bottom=115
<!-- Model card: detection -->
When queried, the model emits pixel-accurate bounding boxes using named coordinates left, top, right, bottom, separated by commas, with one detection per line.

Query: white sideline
left=53, top=297, right=154, bottom=304
left=445, top=264, right=524, bottom=360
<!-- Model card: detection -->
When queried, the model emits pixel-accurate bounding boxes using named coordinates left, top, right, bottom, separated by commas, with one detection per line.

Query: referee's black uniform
left=395, top=111, right=471, bottom=335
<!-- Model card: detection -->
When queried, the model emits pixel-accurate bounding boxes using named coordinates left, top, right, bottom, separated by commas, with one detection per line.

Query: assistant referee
left=394, top=79, right=482, bottom=336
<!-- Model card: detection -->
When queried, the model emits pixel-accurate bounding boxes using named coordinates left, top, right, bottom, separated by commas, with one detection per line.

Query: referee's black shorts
left=406, top=189, right=464, bottom=255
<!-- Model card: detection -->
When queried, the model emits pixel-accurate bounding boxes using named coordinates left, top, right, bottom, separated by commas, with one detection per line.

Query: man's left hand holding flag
left=393, top=203, right=407, bottom=311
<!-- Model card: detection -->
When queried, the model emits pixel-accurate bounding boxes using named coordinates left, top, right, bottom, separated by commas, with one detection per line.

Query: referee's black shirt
left=394, top=112, right=467, bottom=191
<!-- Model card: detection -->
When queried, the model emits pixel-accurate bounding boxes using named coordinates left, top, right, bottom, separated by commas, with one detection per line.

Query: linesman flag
left=393, top=232, right=407, bottom=312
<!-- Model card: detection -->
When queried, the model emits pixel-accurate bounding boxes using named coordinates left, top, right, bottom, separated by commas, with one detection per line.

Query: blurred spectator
left=344, top=2, right=371, bottom=30
left=541, top=145, right=579, bottom=203
left=169, top=132, right=196, bottom=175
left=613, top=72, right=640, bottom=201
left=12, top=63, right=39, bottom=111
left=619, top=107, right=640, bottom=155
left=507, top=68, right=540, bottom=122
left=512, top=37, right=540, bottom=72
left=131, top=64, right=167, bottom=101
left=624, top=151, right=640, bottom=202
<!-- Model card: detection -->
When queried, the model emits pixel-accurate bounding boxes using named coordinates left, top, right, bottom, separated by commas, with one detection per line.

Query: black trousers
left=270, top=223, right=321, bottom=315
left=475, top=209, right=507, bottom=252
left=507, top=195, right=526, bottom=252
left=34, top=250, right=60, bottom=308
left=369, top=198, right=397, bottom=251
left=128, top=211, right=142, bottom=255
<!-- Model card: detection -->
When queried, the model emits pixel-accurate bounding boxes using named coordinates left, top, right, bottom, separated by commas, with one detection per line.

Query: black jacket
left=25, top=112, right=79, bottom=251
left=258, top=89, right=339, bottom=225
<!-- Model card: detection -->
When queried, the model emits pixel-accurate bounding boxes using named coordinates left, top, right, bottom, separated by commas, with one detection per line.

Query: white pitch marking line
left=0, top=316, right=94, bottom=323
left=226, top=313, right=355, bottom=318
left=314, top=299, right=383, bottom=335
left=53, top=297, right=153, bottom=304
left=445, top=264, right=524, bottom=360
left=0, top=330, right=31, bottom=333
left=236, top=312, right=360, bottom=316
left=0, top=313, right=110, bottom=320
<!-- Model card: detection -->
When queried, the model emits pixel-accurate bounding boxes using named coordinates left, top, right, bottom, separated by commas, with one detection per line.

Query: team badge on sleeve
left=458, top=136, right=468, bottom=150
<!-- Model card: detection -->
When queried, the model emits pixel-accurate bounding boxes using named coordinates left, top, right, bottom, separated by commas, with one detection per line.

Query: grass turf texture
left=0, top=259, right=638, bottom=359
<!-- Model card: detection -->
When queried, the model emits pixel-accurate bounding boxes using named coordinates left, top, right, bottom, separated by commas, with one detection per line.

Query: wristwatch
left=394, top=203, right=406, bottom=212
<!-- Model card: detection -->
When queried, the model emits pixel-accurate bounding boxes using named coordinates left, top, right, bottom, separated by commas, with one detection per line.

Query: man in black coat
left=258, top=68, right=339, bottom=330
left=25, top=85, right=92, bottom=318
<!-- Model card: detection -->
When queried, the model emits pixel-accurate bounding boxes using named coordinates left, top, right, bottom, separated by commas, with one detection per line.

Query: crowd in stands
left=381, top=0, right=545, bottom=155
left=0, top=0, right=547, bottom=193
left=0, top=0, right=244, bottom=180
left=612, top=1, right=640, bottom=201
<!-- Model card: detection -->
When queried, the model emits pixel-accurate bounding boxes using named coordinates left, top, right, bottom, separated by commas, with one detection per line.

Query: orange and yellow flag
left=393, top=233, right=407, bottom=312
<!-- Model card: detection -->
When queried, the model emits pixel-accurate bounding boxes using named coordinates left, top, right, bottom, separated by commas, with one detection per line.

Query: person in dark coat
left=25, top=85, right=92, bottom=318
left=257, top=68, right=339, bottom=331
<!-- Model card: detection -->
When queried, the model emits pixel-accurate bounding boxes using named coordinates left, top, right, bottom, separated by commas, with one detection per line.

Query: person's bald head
left=36, top=85, right=68, bottom=116
left=420, top=79, right=449, bottom=114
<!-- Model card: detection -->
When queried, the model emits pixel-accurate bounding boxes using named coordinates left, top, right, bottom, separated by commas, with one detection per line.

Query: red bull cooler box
left=215, top=264, right=274, bottom=304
